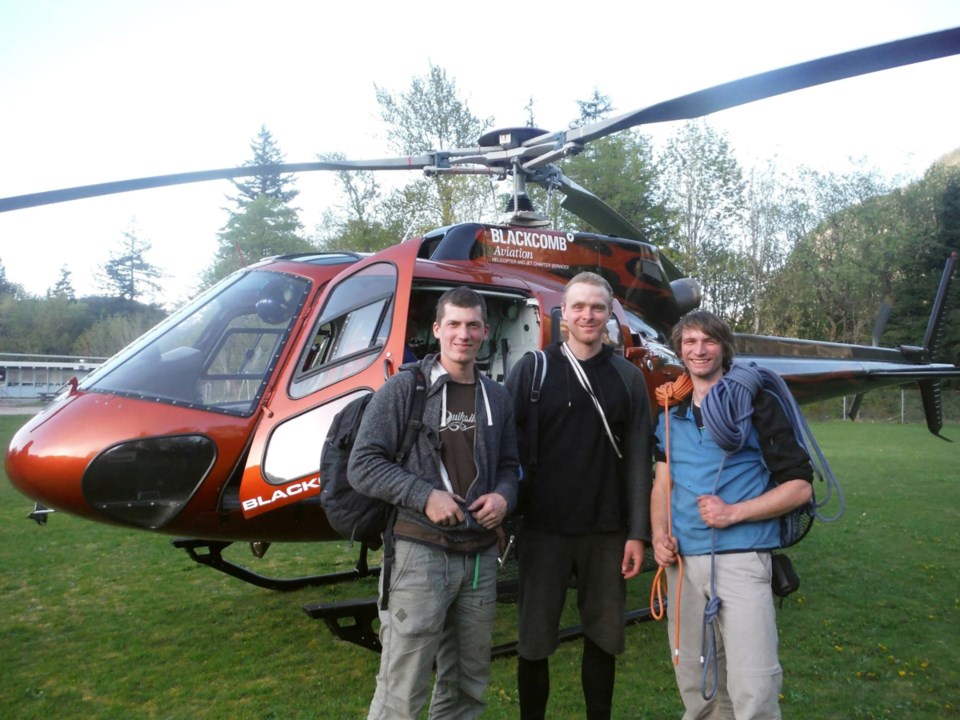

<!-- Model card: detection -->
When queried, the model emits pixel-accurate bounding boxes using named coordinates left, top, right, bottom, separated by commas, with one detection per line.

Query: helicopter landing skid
left=303, top=596, right=661, bottom=658
left=171, top=538, right=381, bottom=591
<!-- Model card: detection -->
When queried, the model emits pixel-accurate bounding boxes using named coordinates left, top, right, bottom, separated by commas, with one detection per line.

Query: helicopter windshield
left=80, top=271, right=310, bottom=415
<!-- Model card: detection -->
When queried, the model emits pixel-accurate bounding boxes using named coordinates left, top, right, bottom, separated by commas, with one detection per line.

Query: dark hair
left=670, top=310, right=736, bottom=372
left=562, top=271, right=613, bottom=309
left=435, top=286, right=488, bottom=325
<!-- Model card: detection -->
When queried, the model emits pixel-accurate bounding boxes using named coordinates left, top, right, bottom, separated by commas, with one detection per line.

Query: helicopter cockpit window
left=291, top=263, right=397, bottom=399
left=79, top=271, right=310, bottom=416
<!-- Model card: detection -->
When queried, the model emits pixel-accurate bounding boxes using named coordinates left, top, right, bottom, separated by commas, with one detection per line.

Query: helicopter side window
left=291, top=263, right=397, bottom=399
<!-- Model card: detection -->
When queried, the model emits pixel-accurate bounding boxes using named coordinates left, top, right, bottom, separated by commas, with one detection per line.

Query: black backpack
left=319, top=365, right=427, bottom=549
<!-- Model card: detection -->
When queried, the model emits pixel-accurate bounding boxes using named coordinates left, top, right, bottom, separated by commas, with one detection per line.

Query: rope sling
left=651, top=363, right=844, bottom=699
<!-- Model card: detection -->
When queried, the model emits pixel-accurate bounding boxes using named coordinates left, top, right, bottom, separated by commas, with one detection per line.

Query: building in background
left=0, top=354, right=104, bottom=401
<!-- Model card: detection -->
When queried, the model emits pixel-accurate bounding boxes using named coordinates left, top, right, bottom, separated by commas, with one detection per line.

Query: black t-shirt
left=521, top=344, right=632, bottom=534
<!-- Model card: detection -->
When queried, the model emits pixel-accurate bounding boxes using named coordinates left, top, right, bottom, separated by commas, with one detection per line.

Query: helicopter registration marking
left=242, top=477, right=320, bottom=512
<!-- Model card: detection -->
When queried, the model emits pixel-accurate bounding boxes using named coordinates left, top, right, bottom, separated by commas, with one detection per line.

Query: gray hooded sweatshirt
left=347, top=353, right=520, bottom=548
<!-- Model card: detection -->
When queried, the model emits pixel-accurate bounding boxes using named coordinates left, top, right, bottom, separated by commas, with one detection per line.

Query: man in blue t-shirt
left=651, top=310, right=813, bottom=719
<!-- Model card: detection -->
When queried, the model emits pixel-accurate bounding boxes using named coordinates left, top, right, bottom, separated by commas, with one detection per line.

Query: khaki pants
left=665, top=552, right=782, bottom=720
left=367, top=541, right=498, bottom=720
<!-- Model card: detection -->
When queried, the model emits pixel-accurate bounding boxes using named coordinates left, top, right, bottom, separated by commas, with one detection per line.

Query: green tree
left=98, top=226, right=164, bottom=302
left=49, top=265, right=76, bottom=301
left=526, top=90, right=668, bottom=244
left=765, top=164, right=897, bottom=342
left=0, top=258, right=25, bottom=299
left=736, top=163, right=801, bottom=333
left=204, top=195, right=313, bottom=285
left=558, top=131, right=668, bottom=242
left=0, top=295, right=94, bottom=355
left=570, top=88, right=615, bottom=127
left=204, top=129, right=313, bottom=286
left=316, top=153, right=403, bottom=253
left=230, top=125, right=299, bottom=206
left=881, top=164, right=960, bottom=364
left=656, top=121, right=746, bottom=315
left=375, top=64, right=494, bottom=230
left=75, top=308, right=166, bottom=357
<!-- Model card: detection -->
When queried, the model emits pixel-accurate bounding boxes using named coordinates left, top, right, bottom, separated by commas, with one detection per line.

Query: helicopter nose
left=5, top=396, right=216, bottom=531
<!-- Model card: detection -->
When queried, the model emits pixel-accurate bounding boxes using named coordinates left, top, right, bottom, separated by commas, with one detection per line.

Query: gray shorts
left=517, top=528, right=627, bottom=659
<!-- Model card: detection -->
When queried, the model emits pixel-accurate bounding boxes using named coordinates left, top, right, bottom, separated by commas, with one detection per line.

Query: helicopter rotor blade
left=3, top=27, right=958, bottom=215
left=543, top=171, right=645, bottom=241
left=527, top=26, right=960, bottom=149
left=0, top=156, right=452, bottom=213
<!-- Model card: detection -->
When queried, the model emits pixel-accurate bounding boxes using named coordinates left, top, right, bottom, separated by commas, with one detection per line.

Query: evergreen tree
left=203, top=195, right=313, bottom=285
left=570, top=89, right=615, bottom=127
left=0, top=258, right=25, bottom=299
left=98, top=226, right=164, bottom=302
left=49, top=265, right=76, bottom=301
left=230, top=125, right=299, bottom=206
left=204, top=129, right=313, bottom=286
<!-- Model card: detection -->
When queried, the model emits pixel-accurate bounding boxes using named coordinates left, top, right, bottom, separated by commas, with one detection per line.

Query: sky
left=1, top=0, right=959, bottom=306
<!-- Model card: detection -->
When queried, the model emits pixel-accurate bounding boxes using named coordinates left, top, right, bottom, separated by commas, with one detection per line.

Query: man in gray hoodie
left=348, top=286, right=520, bottom=720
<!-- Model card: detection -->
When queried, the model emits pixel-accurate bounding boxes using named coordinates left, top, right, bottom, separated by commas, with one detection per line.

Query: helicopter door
left=237, top=240, right=420, bottom=519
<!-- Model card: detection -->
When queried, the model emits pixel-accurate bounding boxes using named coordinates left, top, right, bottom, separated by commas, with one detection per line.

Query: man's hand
left=468, top=493, right=508, bottom=529
left=621, top=539, right=646, bottom=579
left=652, top=533, right=678, bottom=567
left=697, top=494, right=738, bottom=528
left=425, top=490, right=466, bottom=526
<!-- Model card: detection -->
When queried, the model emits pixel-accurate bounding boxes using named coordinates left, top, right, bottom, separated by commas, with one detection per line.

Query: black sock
left=517, top=655, right=550, bottom=720
left=582, top=636, right=615, bottom=720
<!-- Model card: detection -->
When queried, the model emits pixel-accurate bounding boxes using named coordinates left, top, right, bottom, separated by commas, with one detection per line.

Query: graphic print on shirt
left=441, top=381, right=478, bottom=498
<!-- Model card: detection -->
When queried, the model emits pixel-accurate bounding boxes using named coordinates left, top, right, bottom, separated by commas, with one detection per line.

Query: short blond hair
left=562, top=271, right=613, bottom=309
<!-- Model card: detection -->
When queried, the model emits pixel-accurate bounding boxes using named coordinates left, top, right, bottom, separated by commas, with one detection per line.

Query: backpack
left=319, top=365, right=427, bottom=549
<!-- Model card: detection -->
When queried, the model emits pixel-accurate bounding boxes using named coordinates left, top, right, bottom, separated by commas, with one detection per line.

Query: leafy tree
left=736, top=163, right=801, bottom=332
left=316, top=154, right=404, bottom=253
left=230, top=125, right=299, bottom=206
left=375, top=64, right=494, bottom=228
left=765, top=164, right=898, bottom=343
left=881, top=164, right=960, bottom=364
left=656, top=121, right=746, bottom=315
left=523, top=90, right=669, bottom=246
left=98, top=226, right=164, bottom=302
left=0, top=295, right=94, bottom=355
left=558, top=131, right=668, bottom=243
left=75, top=307, right=166, bottom=357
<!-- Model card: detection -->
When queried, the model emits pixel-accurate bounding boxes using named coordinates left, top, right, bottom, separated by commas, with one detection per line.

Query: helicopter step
left=303, top=595, right=382, bottom=653
left=171, top=538, right=380, bottom=591
left=304, top=595, right=660, bottom=659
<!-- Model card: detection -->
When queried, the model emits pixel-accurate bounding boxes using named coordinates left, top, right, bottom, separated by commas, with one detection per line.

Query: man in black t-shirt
left=505, top=272, right=652, bottom=720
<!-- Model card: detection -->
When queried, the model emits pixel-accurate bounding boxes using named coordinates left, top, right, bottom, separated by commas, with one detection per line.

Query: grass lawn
left=1, top=416, right=957, bottom=719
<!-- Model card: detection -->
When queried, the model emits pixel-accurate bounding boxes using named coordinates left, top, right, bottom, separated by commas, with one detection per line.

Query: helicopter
left=4, top=26, right=960, bottom=656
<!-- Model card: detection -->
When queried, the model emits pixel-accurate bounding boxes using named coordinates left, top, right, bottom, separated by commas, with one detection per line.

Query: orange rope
left=650, top=374, right=692, bottom=664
